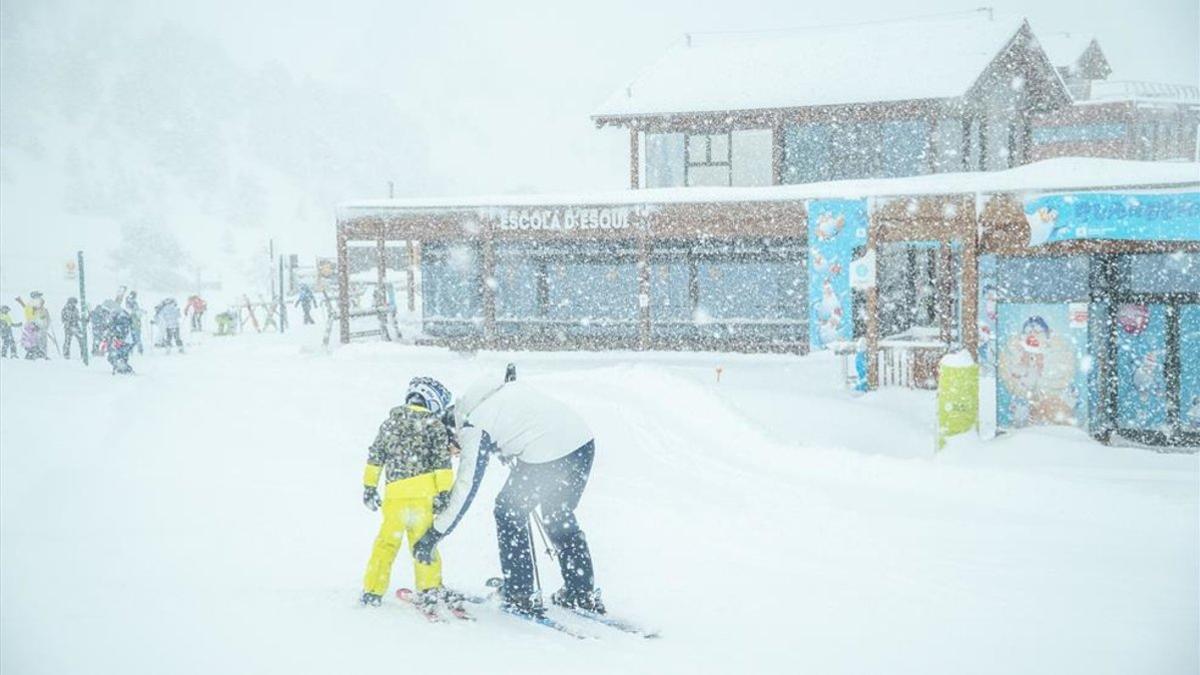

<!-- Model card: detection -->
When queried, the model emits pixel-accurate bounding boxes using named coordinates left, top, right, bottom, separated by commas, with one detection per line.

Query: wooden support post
left=771, top=123, right=785, bottom=185
left=961, top=201, right=979, bottom=360
left=937, top=241, right=953, bottom=345
left=637, top=232, right=651, bottom=350
left=481, top=236, right=496, bottom=346
left=336, top=227, right=351, bottom=344
left=406, top=240, right=417, bottom=312
left=866, top=204, right=880, bottom=390
left=629, top=127, right=640, bottom=189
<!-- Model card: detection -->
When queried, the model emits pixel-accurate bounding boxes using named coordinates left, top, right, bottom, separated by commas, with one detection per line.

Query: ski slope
left=1, top=328, right=1196, bottom=674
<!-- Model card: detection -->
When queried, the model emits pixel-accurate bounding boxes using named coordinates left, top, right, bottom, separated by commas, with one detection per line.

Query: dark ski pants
left=63, top=329, right=79, bottom=358
left=494, top=441, right=595, bottom=602
left=2, top=336, right=16, bottom=358
left=165, top=327, right=183, bottom=348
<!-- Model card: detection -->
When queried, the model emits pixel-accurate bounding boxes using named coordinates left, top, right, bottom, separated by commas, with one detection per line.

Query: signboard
left=849, top=248, right=876, bottom=290
left=1024, top=192, right=1200, bottom=246
left=495, top=207, right=632, bottom=232
left=808, top=199, right=868, bottom=350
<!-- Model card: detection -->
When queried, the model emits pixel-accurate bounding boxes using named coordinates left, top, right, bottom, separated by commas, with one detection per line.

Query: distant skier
left=61, top=298, right=83, bottom=359
left=90, top=303, right=111, bottom=355
left=105, top=308, right=135, bottom=375
left=359, top=377, right=460, bottom=613
left=0, top=305, right=18, bottom=358
left=154, top=298, right=184, bottom=353
left=16, top=291, right=51, bottom=360
left=125, top=291, right=144, bottom=354
left=295, top=285, right=316, bottom=325
left=185, top=295, right=207, bottom=332
left=414, top=369, right=604, bottom=618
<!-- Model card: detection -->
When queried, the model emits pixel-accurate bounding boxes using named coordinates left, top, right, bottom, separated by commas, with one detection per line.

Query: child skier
left=0, top=305, right=18, bottom=357
left=16, top=291, right=51, bottom=359
left=61, top=298, right=82, bottom=359
left=154, top=298, right=184, bottom=352
left=360, top=377, right=460, bottom=614
left=184, top=295, right=207, bottom=332
left=105, top=308, right=135, bottom=375
left=295, top=285, right=316, bottom=325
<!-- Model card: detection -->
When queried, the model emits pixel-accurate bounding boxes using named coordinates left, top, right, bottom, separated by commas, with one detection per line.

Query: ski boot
left=501, top=592, right=546, bottom=619
left=413, top=588, right=442, bottom=615
left=551, top=587, right=606, bottom=615
left=360, top=592, right=382, bottom=607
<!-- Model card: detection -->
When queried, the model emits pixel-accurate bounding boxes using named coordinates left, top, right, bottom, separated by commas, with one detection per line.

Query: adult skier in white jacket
left=413, top=371, right=603, bottom=618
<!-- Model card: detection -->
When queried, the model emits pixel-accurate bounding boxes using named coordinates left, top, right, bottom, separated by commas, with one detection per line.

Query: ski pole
left=527, top=518, right=542, bottom=595
left=532, top=510, right=557, bottom=561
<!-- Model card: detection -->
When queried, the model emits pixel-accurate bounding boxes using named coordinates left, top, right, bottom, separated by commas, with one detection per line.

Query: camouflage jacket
left=365, top=405, right=452, bottom=485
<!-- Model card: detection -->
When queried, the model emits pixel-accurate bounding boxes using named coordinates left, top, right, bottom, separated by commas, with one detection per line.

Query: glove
left=363, top=485, right=381, bottom=511
left=433, top=491, right=451, bottom=514
left=413, top=528, right=443, bottom=564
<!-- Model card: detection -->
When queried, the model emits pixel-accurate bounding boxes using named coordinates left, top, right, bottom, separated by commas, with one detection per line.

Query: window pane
left=645, top=132, right=685, bottom=188
left=494, top=246, right=537, bottom=320
left=648, top=257, right=691, bottom=322
left=994, top=255, right=1090, bottom=302
left=880, top=119, right=929, bottom=178
left=731, top=128, right=773, bottom=186
left=782, top=123, right=830, bottom=184
left=695, top=260, right=804, bottom=320
left=686, top=134, right=708, bottom=163
left=1121, top=252, right=1200, bottom=293
left=708, top=133, right=729, bottom=162
left=933, top=117, right=964, bottom=172
left=545, top=260, right=638, bottom=322
left=420, top=243, right=481, bottom=321
left=687, top=164, right=730, bottom=187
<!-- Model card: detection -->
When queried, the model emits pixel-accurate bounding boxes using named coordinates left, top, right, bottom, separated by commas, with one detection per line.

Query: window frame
left=684, top=131, right=733, bottom=187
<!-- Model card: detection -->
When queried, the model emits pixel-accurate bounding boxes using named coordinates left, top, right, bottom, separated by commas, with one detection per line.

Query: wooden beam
left=630, top=127, right=640, bottom=189
left=336, top=226, right=351, bottom=345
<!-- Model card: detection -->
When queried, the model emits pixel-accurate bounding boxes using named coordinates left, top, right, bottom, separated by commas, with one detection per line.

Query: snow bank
left=1, top=331, right=1196, bottom=674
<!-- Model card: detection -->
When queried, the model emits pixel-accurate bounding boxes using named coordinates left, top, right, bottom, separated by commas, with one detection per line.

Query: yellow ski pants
left=362, top=474, right=447, bottom=594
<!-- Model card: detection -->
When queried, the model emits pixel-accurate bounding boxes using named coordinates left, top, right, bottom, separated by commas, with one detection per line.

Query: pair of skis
left=395, top=582, right=659, bottom=639
left=393, top=588, right=474, bottom=623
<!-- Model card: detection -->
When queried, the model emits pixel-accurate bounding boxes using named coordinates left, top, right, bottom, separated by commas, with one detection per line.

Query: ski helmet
left=406, top=377, right=452, bottom=416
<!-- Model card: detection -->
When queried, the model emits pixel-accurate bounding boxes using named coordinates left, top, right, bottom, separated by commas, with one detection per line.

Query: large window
left=994, top=255, right=1091, bottom=301
left=731, top=129, right=773, bottom=186
left=783, top=118, right=930, bottom=184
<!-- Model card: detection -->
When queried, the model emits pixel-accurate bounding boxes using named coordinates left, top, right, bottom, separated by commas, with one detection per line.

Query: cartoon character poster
left=996, top=303, right=1089, bottom=429
left=1116, top=303, right=1169, bottom=430
left=1181, top=305, right=1200, bottom=432
left=808, top=199, right=867, bottom=349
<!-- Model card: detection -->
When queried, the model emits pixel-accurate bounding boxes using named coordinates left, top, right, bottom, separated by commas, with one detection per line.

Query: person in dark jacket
left=61, top=298, right=82, bottom=359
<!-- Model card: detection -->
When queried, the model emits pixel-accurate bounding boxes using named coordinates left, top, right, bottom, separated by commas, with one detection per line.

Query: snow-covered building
left=336, top=14, right=1200, bottom=447
left=594, top=14, right=1072, bottom=188
left=593, top=13, right=1199, bottom=189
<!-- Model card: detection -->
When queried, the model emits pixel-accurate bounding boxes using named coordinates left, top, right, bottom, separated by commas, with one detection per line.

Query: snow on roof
left=593, top=13, right=1028, bottom=119
left=1085, top=80, right=1200, bottom=105
left=339, top=158, right=1200, bottom=217
left=1038, top=32, right=1097, bottom=72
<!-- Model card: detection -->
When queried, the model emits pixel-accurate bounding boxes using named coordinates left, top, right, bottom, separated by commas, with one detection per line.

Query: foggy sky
left=7, top=0, right=1195, bottom=200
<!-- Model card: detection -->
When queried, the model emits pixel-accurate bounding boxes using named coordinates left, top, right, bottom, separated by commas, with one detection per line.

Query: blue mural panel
left=808, top=199, right=867, bottom=349
left=1115, top=303, right=1169, bottom=430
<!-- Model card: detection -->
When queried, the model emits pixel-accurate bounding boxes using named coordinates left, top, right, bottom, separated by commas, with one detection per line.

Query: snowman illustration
left=814, top=212, right=845, bottom=242
left=814, top=277, right=844, bottom=347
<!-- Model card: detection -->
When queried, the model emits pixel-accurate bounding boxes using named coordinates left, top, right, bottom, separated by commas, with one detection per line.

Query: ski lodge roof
left=1038, top=32, right=1104, bottom=74
left=593, top=14, right=1040, bottom=120
left=338, top=158, right=1200, bottom=218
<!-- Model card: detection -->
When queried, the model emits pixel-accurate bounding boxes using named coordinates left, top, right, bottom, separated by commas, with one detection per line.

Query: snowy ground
left=2, top=325, right=1196, bottom=674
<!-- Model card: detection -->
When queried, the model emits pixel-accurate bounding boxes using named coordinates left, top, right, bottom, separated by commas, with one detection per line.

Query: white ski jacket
left=433, top=381, right=592, bottom=535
